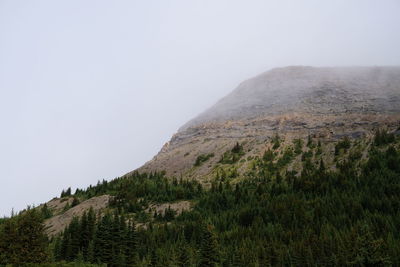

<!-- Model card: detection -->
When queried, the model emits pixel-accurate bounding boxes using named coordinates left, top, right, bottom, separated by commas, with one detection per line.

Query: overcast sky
left=1, top=0, right=399, bottom=216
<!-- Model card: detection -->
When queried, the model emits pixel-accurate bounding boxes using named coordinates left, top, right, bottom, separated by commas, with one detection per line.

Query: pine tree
left=0, top=208, right=49, bottom=265
left=348, top=224, right=391, bottom=266
left=0, top=217, right=19, bottom=264
left=53, top=235, right=62, bottom=261
left=71, top=197, right=80, bottom=207
left=232, top=248, right=244, bottom=267
left=232, top=142, right=242, bottom=154
left=126, top=220, right=139, bottom=266
left=177, top=243, right=190, bottom=267
left=40, top=203, right=52, bottom=219
left=319, top=159, right=325, bottom=172
left=307, top=134, right=313, bottom=147
left=149, top=249, right=159, bottom=267
left=87, top=240, right=95, bottom=263
left=66, top=216, right=81, bottom=260
left=95, top=213, right=113, bottom=264
left=199, top=224, right=219, bottom=267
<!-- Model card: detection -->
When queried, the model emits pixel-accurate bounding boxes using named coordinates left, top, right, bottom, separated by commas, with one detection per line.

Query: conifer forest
left=1, top=130, right=400, bottom=266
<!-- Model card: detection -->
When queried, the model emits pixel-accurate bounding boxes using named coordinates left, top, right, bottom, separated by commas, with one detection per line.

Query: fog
left=1, top=0, right=399, bottom=216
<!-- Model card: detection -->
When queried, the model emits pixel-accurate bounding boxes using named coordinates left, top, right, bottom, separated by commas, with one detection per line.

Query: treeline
left=73, top=172, right=203, bottom=204
left=53, top=131, right=400, bottom=266
left=53, top=209, right=138, bottom=266
left=1, top=130, right=400, bottom=266
left=54, top=209, right=220, bottom=267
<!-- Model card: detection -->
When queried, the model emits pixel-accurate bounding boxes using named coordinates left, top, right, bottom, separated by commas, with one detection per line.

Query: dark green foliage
left=219, top=143, right=245, bottom=164
left=301, top=150, right=313, bottom=161
left=149, top=249, right=158, bottom=267
left=231, top=142, right=242, bottom=154
left=41, top=203, right=53, bottom=219
left=293, top=138, right=303, bottom=154
left=272, top=134, right=281, bottom=149
left=316, top=140, right=323, bottom=155
left=71, top=197, right=80, bottom=207
left=3, top=131, right=400, bottom=266
left=163, top=206, right=176, bottom=221
left=46, top=139, right=400, bottom=265
left=13, top=264, right=104, bottom=267
left=61, top=187, right=72, bottom=198
left=0, top=208, right=49, bottom=265
left=262, top=148, right=274, bottom=161
left=154, top=206, right=177, bottom=222
left=62, top=202, right=71, bottom=212
left=276, top=147, right=294, bottom=167
left=199, top=225, right=219, bottom=267
left=306, top=134, right=317, bottom=149
left=346, top=224, right=391, bottom=266
left=177, top=243, right=191, bottom=267
left=194, top=153, right=215, bottom=166
left=335, top=136, right=351, bottom=155
left=102, top=172, right=203, bottom=212
left=374, top=128, right=395, bottom=146
left=57, top=210, right=139, bottom=266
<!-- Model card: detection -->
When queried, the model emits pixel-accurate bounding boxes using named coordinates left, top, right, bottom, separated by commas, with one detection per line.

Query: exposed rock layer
left=138, top=66, right=400, bottom=179
left=44, top=195, right=111, bottom=236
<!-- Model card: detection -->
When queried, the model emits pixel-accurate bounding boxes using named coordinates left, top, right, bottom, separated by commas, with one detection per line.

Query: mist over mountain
left=140, top=66, right=400, bottom=179
left=182, top=66, right=400, bottom=129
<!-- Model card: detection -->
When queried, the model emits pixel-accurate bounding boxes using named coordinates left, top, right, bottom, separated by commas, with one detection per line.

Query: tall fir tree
left=199, top=224, right=219, bottom=267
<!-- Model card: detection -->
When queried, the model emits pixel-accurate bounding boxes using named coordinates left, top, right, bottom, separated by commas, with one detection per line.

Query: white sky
left=1, top=0, right=399, bottom=216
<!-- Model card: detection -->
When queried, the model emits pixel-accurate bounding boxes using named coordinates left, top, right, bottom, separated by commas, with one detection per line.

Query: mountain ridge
left=137, top=66, right=400, bottom=179
left=181, top=66, right=400, bottom=130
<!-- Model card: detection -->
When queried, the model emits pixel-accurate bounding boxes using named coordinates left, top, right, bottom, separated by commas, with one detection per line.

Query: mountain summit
left=182, top=66, right=400, bottom=129
left=139, top=66, right=400, bottom=178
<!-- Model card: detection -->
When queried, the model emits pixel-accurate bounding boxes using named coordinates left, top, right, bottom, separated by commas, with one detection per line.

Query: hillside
left=1, top=66, right=400, bottom=266
left=139, top=66, right=400, bottom=180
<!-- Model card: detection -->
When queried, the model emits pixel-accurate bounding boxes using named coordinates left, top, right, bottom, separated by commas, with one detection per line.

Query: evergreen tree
left=95, top=213, right=113, bottom=264
left=0, top=208, right=48, bottom=265
left=149, top=249, right=159, bottom=267
left=199, top=225, right=219, bottom=267
left=87, top=240, right=95, bottom=263
left=0, top=216, right=19, bottom=264
left=177, top=243, right=190, bottom=267
left=71, top=197, right=80, bottom=207
left=40, top=203, right=53, bottom=219
left=126, top=220, right=139, bottom=266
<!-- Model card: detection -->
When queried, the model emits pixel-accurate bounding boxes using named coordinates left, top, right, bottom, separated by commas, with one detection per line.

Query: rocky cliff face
left=138, top=66, right=400, bottom=180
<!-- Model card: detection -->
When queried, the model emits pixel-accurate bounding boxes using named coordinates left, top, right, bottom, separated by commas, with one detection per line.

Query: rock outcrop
left=44, top=195, right=111, bottom=236
left=138, top=66, right=400, bottom=179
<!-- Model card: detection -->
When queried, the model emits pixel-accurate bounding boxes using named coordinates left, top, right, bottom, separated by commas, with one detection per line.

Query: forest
left=0, top=129, right=399, bottom=266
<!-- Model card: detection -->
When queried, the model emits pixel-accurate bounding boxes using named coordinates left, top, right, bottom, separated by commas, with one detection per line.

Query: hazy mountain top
left=181, top=66, right=400, bottom=130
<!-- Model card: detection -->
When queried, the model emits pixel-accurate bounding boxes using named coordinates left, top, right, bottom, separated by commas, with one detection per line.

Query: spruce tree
left=126, top=220, right=139, bottom=266
left=177, top=243, right=190, bottom=267
left=0, top=208, right=49, bottom=265
left=199, top=224, right=219, bottom=267
left=0, top=217, right=19, bottom=264
left=40, top=203, right=52, bottom=219
left=149, top=249, right=159, bottom=267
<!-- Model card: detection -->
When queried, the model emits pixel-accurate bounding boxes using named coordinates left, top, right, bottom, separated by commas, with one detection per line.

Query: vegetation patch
left=293, top=138, right=304, bottom=155
left=1, top=133, right=400, bottom=266
left=194, top=153, right=214, bottom=166
left=219, top=142, right=245, bottom=164
left=271, top=134, right=281, bottom=149
left=374, top=128, right=395, bottom=146
left=335, top=136, right=351, bottom=155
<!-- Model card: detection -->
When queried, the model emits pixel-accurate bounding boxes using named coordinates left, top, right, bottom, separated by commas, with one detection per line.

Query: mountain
left=139, top=66, right=400, bottom=180
left=2, top=66, right=400, bottom=266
